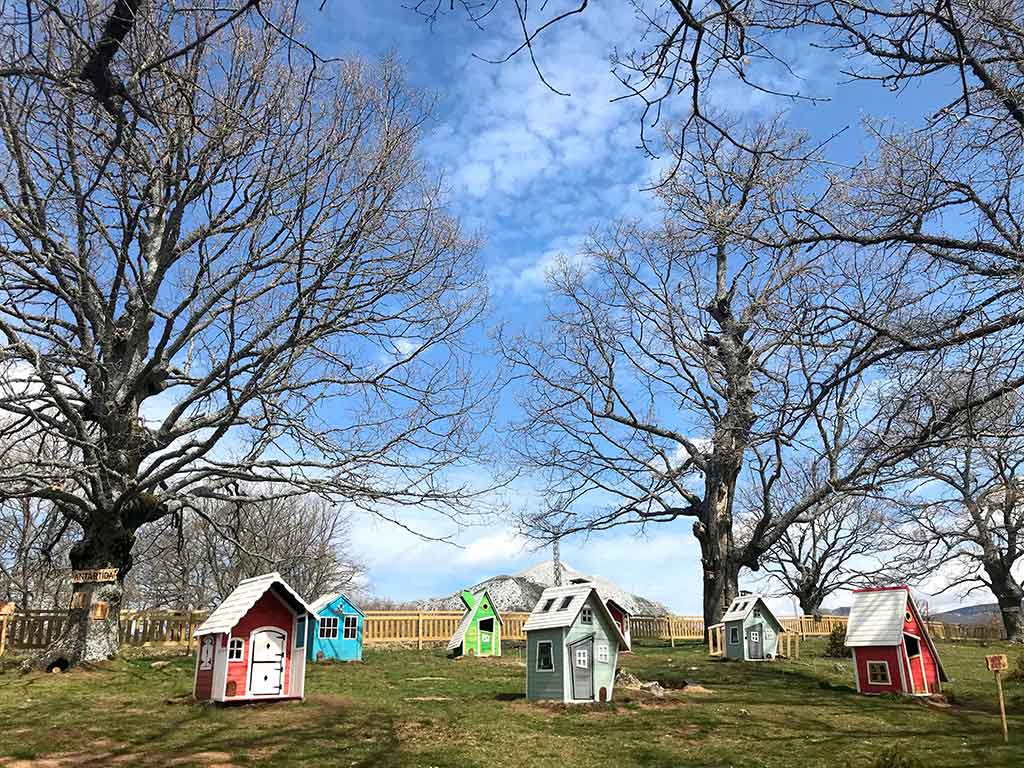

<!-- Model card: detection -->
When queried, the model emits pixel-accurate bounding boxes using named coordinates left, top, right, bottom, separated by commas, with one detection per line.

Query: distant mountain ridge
left=417, top=560, right=669, bottom=616
left=818, top=602, right=1006, bottom=624
left=930, top=603, right=1005, bottom=625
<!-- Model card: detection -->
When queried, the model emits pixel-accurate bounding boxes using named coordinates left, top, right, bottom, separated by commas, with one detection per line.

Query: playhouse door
left=747, top=623, right=764, bottom=659
left=249, top=629, right=286, bottom=696
left=478, top=617, right=495, bottom=655
left=570, top=638, right=594, bottom=700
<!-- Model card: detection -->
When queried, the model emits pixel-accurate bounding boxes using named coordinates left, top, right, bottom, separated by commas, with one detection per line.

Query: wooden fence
left=0, top=609, right=1008, bottom=655
left=0, top=609, right=209, bottom=653
left=780, top=615, right=849, bottom=637
left=362, top=611, right=533, bottom=648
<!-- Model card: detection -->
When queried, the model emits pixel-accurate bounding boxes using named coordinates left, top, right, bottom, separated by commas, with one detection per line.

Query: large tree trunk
left=798, top=593, right=823, bottom=617
left=696, top=460, right=743, bottom=636
left=28, top=518, right=135, bottom=670
left=988, top=569, right=1024, bottom=643
left=697, top=247, right=756, bottom=638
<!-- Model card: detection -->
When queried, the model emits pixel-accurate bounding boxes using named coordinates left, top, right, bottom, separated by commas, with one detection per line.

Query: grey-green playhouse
left=719, top=593, right=784, bottom=661
left=523, top=583, right=630, bottom=703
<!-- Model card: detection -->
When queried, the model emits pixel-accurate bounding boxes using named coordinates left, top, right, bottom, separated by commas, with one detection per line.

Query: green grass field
left=1, top=639, right=1023, bottom=767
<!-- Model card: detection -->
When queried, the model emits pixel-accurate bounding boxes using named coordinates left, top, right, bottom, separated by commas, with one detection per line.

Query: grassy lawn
left=2, top=639, right=1023, bottom=767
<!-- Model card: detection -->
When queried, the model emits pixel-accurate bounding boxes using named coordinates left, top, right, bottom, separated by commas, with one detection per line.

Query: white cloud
left=488, top=237, right=591, bottom=296
left=455, top=528, right=529, bottom=565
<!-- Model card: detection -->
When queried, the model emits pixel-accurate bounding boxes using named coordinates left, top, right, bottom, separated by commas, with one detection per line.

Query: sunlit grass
left=1, top=639, right=1022, bottom=767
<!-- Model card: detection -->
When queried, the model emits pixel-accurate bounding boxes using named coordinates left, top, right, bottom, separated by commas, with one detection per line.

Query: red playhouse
left=604, top=598, right=632, bottom=651
left=193, top=572, right=314, bottom=703
left=845, top=586, right=948, bottom=696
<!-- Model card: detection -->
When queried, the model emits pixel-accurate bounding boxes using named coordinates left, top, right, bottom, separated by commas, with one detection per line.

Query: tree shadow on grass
left=494, top=692, right=525, bottom=701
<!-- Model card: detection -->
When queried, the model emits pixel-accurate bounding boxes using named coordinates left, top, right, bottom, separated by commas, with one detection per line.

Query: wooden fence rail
left=0, top=609, right=1008, bottom=655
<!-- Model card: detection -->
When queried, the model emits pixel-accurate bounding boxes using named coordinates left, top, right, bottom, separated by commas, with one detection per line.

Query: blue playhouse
left=307, top=592, right=364, bottom=662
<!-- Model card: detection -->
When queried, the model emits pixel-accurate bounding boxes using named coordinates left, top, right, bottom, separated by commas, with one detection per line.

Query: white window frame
left=227, top=637, right=244, bottom=662
left=597, top=644, right=609, bottom=663
left=728, top=626, right=740, bottom=645
left=343, top=615, right=358, bottom=640
left=320, top=616, right=339, bottom=640
left=581, top=607, right=593, bottom=624
left=535, top=640, right=554, bottom=672
left=575, top=648, right=589, bottom=669
left=867, top=661, right=891, bottom=685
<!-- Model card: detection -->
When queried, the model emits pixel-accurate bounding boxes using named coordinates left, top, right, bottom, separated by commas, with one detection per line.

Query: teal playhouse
left=307, top=592, right=364, bottom=662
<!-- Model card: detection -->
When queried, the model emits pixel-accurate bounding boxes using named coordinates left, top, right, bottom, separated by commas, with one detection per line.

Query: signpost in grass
left=985, top=654, right=1009, bottom=743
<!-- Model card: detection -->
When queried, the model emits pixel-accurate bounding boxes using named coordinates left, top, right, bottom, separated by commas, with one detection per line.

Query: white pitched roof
left=447, top=608, right=477, bottom=651
left=522, top=584, right=629, bottom=647
left=845, top=588, right=908, bottom=646
left=195, top=572, right=314, bottom=637
left=446, top=589, right=501, bottom=651
left=310, top=591, right=364, bottom=616
left=722, top=594, right=779, bottom=625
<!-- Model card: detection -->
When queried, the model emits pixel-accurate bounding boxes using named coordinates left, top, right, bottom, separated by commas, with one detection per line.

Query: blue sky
left=305, top=3, right=969, bottom=614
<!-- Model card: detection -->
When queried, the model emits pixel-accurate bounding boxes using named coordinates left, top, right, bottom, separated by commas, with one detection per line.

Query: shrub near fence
left=0, top=609, right=1009, bottom=655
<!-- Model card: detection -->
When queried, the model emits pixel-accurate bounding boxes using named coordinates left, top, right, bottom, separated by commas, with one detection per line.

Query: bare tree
left=126, top=494, right=365, bottom=609
left=502, top=119, right=931, bottom=629
left=0, top=496, right=72, bottom=609
left=749, top=483, right=901, bottom=615
left=0, top=2, right=491, bottom=666
left=895, top=384, right=1024, bottom=642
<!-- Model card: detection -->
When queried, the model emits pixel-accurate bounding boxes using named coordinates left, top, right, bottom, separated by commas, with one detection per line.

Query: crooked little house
left=193, top=572, right=314, bottom=703
left=523, top=582, right=630, bottom=703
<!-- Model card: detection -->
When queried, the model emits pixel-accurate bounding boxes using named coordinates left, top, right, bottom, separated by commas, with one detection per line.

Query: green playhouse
left=447, top=588, right=502, bottom=657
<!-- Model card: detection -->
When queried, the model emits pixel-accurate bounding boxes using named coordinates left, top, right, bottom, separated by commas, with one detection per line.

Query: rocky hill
left=417, top=560, right=669, bottom=616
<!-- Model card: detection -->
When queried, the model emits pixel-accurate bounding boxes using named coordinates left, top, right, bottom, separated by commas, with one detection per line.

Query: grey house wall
left=724, top=599, right=783, bottom=660
left=743, top=605, right=781, bottom=659
left=563, top=593, right=620, bottom=702
left=724, top=619, right=746, bottom=660
left=526, top=627, right=565, bottom=701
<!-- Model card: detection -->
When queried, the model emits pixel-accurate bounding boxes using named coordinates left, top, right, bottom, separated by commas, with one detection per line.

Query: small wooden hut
left=308, top=592, right=364, bottom=662
left=447, top=588, right=502, bottom=657
left=845, top=586, right=947, bottom=695
left=193, top=572, right=314, bottom=703
left=717, top=594, right=784, bottom=661
left=523, top=583, right=629, bottom=703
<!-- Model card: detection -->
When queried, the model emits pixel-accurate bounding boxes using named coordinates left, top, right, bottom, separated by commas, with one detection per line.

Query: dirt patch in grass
left=302, top=692, right=355, bottom=709
left=404, top=696, right=452, bottom=702
left=0, top=739, right=144, bottom=768
left=167, top=751, right=240, bottom=767
left=678, top=684, right=714, bottom=695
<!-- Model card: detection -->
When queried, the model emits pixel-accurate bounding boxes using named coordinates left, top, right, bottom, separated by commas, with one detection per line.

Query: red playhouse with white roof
left=193, top=572, right=314, bottom=704
left=845, top=586, right=948, bottom=696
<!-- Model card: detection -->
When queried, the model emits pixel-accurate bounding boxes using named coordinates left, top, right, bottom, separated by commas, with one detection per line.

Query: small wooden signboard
left=986, top=654, right=1008, bottom=672
left=986, top=655, right=1010, bottom=743
left=71, top=568, right=118, bottom=584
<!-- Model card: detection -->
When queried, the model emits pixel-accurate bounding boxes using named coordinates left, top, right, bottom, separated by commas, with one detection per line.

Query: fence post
left=0, top=614, right=8, bottom=657
left=417, top=612, right=423, bottom=650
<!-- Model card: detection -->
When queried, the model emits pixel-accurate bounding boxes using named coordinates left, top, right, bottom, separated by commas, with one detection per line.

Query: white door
left=249, top=629, right=286, bottom=695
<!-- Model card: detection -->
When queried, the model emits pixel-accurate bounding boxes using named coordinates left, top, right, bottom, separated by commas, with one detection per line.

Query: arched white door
left=248, top=628, right=286, bottom=695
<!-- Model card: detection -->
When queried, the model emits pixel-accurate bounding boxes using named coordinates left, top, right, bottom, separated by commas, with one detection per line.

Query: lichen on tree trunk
left=27, top=520, right=135, bottom=670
